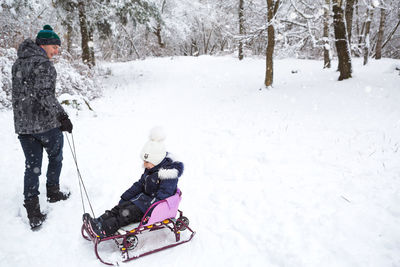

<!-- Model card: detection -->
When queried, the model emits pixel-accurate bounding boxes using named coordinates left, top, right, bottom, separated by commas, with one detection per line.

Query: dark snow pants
left=18, top=128, right=63, bottom=200
left=98, top=201, right=144, bottom=235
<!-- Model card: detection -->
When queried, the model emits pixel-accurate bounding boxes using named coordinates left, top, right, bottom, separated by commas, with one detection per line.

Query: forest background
left=0, top=0, right=399, bottom=108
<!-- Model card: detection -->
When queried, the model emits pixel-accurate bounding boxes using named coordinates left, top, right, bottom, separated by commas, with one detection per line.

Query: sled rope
left=65, top=133, right=96, bottom=218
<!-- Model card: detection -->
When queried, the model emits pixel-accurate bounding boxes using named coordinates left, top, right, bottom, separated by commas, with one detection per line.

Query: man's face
left=40, top=44, right=60, bottom=59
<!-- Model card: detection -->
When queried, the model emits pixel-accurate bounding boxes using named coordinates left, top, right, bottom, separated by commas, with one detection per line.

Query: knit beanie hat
left=36, top=25, right=61, bottom=46
left=140, top=127, right=167, bottom=166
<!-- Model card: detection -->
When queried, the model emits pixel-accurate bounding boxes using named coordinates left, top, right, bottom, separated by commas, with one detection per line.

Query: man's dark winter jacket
left=120, top=155, right=184, bottom=214
left=12, top=39, right=65, bottom=134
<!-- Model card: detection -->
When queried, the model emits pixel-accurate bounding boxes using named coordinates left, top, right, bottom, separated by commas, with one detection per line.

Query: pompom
left=43, top=25, right=53, bottom=31
left=149, top=126, right=166, bottom=142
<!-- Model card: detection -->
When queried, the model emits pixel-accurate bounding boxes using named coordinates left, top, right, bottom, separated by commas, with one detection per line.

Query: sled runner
left=81, top=189, right=195, bottom=265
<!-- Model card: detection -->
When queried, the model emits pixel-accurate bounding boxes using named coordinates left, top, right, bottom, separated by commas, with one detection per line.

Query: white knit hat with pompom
left=140, top=127, right=167, bottom=166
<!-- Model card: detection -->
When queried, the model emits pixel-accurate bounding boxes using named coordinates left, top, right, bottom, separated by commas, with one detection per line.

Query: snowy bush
left=54, top=51, right=103, bottom=111
left=0, top=47, right=16, bottom=110
left=0, top=48, right=103, bottom=111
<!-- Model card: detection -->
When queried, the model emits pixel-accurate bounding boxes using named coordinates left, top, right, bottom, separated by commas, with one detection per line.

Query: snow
left=372, top=0, right=380, bottom=8
left=1, top=56, right=400, bottom=267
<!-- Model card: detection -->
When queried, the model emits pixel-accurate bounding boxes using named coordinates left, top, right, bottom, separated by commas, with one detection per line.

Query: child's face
left=143, top=161, right=155, bottom=169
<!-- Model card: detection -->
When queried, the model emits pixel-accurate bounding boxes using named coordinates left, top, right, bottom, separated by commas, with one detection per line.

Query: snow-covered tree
left=345, top=0, right=357, bottom=49
left=238, top=0, right=245, bottom=60
left=362, top=0, right=375, bottom=65
left=375, top=1, right=387, bottom=60
left=332, top=0, right=352, bottom=80
left=265, top=0, right=281, bottom=87
left=323, top=0, right=332, bottom=68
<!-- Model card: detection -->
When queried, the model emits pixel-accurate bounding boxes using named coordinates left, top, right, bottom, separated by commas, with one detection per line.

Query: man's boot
left=24, top=196, right=47, bottom=230
left=47, top=184, right=70, bottom=203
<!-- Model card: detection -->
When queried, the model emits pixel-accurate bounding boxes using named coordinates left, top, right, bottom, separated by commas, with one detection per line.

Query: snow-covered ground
left=1, top=56, right=400, bottom=267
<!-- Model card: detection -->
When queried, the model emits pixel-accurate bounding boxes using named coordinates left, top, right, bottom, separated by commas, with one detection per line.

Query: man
left=12, top=25, right=73, bottom=230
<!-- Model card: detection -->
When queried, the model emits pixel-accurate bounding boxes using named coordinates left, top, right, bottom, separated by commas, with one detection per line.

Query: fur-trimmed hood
left=156, top=154, right=184, bottom=180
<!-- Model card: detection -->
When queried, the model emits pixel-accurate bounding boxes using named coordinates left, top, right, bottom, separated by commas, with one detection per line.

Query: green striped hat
left=36, top=25, right=61, bottom=46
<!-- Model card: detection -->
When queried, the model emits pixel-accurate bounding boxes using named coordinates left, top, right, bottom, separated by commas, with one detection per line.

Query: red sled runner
left=81, top=189, right=196, bottom=265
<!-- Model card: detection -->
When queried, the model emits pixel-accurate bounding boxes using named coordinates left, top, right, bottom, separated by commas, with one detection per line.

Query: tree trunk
left=191, top=39, right=199, bottom=56
left=375, top=7, right=386, bottom=60
left=154, top=25, right=165, bottom=48
left=355, top=3, right=362, bottom=57
left=363, top=4, right=373, bottom=65
left=238, top=0, right=245, bottom=60
left=89, top=26, right=96, bottom=66
left=332, top=0, right=352, bottom=80
left=154, top=0, right=166, bottom=49
left=203, top=28, right=213, bottom=55
left=380, top=19, right=400, bottom=51
left=323, top=0, right=331, bottom=68
left=66, top=23, right=73, bottom=55
left=265, top=22, right=274, bottom=87
left=264, top=0, right=280, bottom=87
left=77, top=0, right=92, bottom=67
left=345, top=0, right=356, bottom=49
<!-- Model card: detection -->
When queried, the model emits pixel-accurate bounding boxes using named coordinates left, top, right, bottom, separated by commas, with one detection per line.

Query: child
left=83, top=127, right=184, bottom=238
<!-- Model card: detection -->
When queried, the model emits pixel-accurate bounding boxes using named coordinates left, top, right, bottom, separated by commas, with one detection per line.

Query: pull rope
left=65, top=132, right=96, bottom=218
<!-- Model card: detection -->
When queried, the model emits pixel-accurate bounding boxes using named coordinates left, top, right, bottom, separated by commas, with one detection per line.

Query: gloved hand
left=57, top=113, right=73, bottom=133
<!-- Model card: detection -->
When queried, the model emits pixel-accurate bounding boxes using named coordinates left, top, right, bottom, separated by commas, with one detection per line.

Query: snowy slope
left=1, top=56, right=400, bottom=267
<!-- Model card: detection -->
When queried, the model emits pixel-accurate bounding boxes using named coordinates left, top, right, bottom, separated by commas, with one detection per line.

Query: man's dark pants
left=18, top=128, right=63, bottom=200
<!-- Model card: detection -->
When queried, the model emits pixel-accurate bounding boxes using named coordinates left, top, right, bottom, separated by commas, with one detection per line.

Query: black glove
left=57, top=113, right=73, bottom=133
